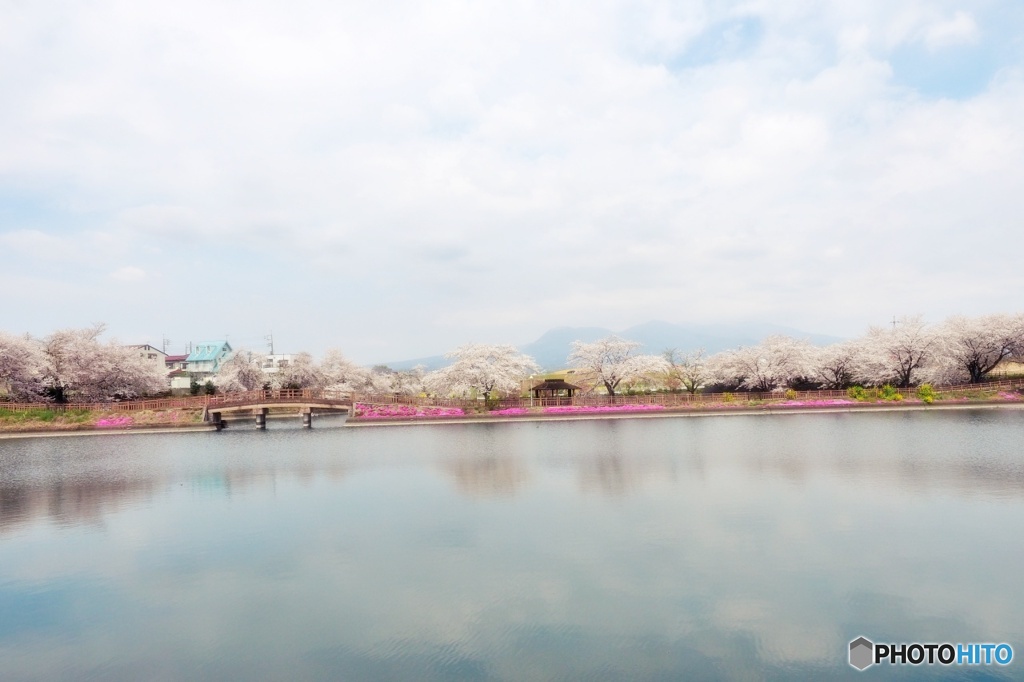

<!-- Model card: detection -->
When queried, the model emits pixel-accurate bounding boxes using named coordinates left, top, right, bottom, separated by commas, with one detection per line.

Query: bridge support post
left=255, top=408, right=268, bottom=430
left=302, top=410, right=312, bottom=429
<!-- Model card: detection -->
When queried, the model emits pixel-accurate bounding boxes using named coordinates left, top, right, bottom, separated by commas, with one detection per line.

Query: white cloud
left=0, top=230, right=74, bottom=260
left=110, top=266, right=146, bottom=282
left=922, top=11, right=980, bottom=50
left=0, top=0, right=1021, bottom=359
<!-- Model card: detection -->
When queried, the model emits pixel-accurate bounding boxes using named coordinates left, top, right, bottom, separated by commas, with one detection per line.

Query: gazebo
left=530, top=379, right=580, bottom=405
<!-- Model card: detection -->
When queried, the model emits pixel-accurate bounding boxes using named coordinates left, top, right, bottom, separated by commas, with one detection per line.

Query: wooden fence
left=1, top=379, right=1020, bottom=415
left=353, top=377, right=1024, bottom=411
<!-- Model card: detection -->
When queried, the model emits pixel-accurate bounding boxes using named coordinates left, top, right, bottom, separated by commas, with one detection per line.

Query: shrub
left=916, top=384, right=936, bottom=404
left=784, top=389, right=798, bottom=400
left=847, top=386, right=868, bottom=401
left=722, top=392, right=735, bottom=403
left=879, top=384, right=901, bottom=401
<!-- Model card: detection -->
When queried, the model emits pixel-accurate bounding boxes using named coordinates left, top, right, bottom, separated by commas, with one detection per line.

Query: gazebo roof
left=531, top=379, right=581, bottom=391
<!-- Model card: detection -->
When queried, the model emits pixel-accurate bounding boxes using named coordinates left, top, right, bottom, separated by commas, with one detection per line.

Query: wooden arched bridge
left=202, top=388, right=353, bottom=429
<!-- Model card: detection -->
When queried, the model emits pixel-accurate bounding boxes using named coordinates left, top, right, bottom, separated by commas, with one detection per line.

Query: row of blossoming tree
left=0, top=324, right=168, bottom=402
left=0, top=327, right=427, bottom=403
left=420, top=313, right=1024, bottom=398
left=2, top=313, right=1022, bottom=403
left=213, top=349, right=426, bottom=395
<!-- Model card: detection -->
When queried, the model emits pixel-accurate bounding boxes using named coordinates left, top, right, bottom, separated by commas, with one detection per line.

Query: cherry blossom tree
left=425, top=344, right=539, bottom=398
left=709, top=335, right=813, bottom=392
left=568, top=336, right=668, bottom=397
left=101, top=345, right=169, bottom=400
left=392, top=365, right=426, bottom=396
left=276, top=352, right=323, bottom=389
left=930, top=314, right=1024, bottom=384
left=364, top=366, right=399, bottom=394
left=853, top=316, right=936, bottom=388
left=364, top=365, right=426, bottom=395
left=663, top=348, right=709, bottom=394
left=37, top=324, right=167, bottom=402
left=215, top=349, right=269, bottom=392
left=38, top=326, right=102, bottom=402
left=0, top=332, right=45, bottom=400
left=319, top=349, right=371, bottom=393
left=808, top=342, right=858, bottom=389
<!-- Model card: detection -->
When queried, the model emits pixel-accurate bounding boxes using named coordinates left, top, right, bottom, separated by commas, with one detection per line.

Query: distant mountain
left=519, top=326, right=612, bottom=370
left=381, top=353, right=448, bottom=372
left=384, top=321, right=843, bottom=372
left=520, top=321, right=842, bottom=371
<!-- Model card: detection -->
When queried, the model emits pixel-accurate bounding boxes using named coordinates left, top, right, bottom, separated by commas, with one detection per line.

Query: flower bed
left=490, top=407, right=530, bottom=416
left=354, top=403, right=465, bottom=419
left=543, top=404, right=666, bottom=414
left=96, top=415, right=134, bottom=428
left=489, top=404, right=668, bottom=416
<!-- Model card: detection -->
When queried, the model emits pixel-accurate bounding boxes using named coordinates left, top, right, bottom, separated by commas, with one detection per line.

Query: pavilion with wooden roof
left=530, top=378, right=581, bottom=401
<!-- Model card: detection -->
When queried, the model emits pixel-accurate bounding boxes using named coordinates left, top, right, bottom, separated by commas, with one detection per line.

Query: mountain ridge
left=383, top=320, right=843, bottom=371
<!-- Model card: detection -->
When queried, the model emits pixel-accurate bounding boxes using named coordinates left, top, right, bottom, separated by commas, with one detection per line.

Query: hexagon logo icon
left=849, top=637, right=874, bottom=670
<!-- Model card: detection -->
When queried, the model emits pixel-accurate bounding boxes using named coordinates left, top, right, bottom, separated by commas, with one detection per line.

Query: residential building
left=165, top=354, right=189, bottom=372
left=261, top=354, right=294, bottom=374
left=186, top=341, right=233, bottom=378
left=128, top=344, right=167, bottom=367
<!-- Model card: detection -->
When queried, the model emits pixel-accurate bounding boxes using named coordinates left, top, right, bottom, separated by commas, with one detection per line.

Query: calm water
left=1, top=410, right=1023, bottom=681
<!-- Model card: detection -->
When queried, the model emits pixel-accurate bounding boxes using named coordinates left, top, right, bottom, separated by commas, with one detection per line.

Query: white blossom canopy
left=425, top=344, right=540, bottom=398
left=708, top=335, right=814, bottom=392
left=214, top=349, right=269, bottom=392
left=568, top=336, right=668, bottom=396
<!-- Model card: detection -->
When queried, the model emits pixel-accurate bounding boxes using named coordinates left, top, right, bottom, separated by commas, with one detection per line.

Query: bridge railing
left=204, top=388, right=352, bottom=407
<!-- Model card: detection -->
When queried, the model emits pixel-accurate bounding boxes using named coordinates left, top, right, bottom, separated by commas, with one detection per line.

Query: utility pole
left=891, top=315, right=899, bottom=329
left=265, top=332, right=274, bottom=356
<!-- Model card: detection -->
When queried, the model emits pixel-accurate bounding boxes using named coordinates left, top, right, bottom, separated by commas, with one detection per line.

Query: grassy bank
left=349, top=386, right=1023, bottom=423
left=0, top=407, right=204, bottom=433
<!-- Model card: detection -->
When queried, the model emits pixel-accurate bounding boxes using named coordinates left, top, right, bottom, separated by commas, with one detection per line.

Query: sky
left=1, top=0, right=1023, bottom=364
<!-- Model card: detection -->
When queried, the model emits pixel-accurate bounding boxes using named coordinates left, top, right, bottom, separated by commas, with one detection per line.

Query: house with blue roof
left=186, top=341, right=233, bottom=378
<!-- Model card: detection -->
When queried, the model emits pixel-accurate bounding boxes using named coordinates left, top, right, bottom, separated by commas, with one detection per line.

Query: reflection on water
left=1, top=410, right=1023, bottom=680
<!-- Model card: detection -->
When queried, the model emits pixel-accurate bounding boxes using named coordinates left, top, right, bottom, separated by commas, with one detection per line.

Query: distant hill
left=384, top=320, right=843, bottom=372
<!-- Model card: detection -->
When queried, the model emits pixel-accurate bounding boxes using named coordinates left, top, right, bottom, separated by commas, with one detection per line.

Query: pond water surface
left=1, top=409, right=1023, bottom=680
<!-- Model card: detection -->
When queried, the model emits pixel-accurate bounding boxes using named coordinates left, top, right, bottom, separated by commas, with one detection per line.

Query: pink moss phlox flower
left=779, top=399, right=856, bottom=407
left=542, top=404, right=665, bottom=414
left=96, top=415, right=134, bottom=428
left=490, top=407, right=530, bottom=416
left=354, top=403, right=464, bottom=419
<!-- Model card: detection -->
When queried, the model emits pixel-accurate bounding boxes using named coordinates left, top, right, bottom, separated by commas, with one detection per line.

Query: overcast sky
left=1, top=0, right=1022, bottom=363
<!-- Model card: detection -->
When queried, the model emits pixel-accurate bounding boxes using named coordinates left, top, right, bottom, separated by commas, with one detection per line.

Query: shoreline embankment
left=0, top=424, right=219, bottom=440
left=1, top=400, right=1022, bottom=440
left=343, top=400, right=1024, bottom=427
